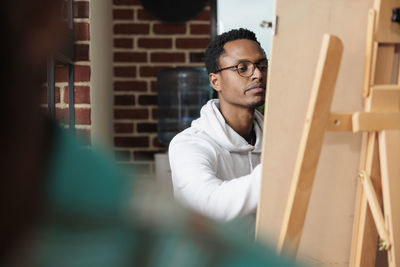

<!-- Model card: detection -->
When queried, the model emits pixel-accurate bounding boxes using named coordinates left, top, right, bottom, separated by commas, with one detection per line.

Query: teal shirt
left=34, top=126, right=297, bottom=267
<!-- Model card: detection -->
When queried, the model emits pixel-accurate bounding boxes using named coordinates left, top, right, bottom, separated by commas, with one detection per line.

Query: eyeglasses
left=215, top=60, right=268, bottom=77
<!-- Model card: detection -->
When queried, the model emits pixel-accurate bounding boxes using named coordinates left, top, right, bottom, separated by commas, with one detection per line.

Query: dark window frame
left=47, top=0, right=75, bottom=130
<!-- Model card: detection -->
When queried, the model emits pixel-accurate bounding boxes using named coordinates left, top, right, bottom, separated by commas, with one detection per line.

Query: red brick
left=113, top=9, right=134, bottom=20
left=138, top=95, right=158, bottom=105
left=150, top=81, right=157, bottom=92
left=137, top=8, right=154, bottom=20
left=76, top=108, right=91, bottom=125
left=74, top=22, right=90, bottom=41
left=138, top=38, right=172, bottom=49
left=56, top=107, right=91, bottom=125
left=113, top=0, right=140, bottom=5
left=75, top=44, right=89, bottom=61
left=55, top=65, right=90, bottom=82
left=114, top=23, right=149, bottom=34
left=153, top=137, right=166, bottom=148
left=153, top=23, right=186, bottom=34
left=41, top=86, right=61, bottom=104
left=114, top=95, right=135, bottom=105
left=114, top=52, right=146, bottom=62
left=189, top=52, right=205, bottom=63
left=150, top=52, right=185, bottom=63
left=114, top=123, right=134, bottom=133
left=114, top=38, right=133, bottom=49
left=176, top=38, right=210, bottom=49
left=192, top=9, right=210, bottom=21
left=114, top=81, right=147, bottom=91
left=114, top=137, right=149, bottom=148
left=55, top=66, right=68, bottom=82
left=139, top=66, right=168, bottom=77
left=190, top=24, right=210, bottom=35
left=75, top=65, right=91, bottom=82
left=64, top=86, right=91, bottom=104
left=152, top=108, right=158, bottom=119
left=114, top=66, right=136, bottom=77
left=137, top=123, right=157, bottom=133
left=74, top=1, right=89, bottom=18
left=114, top=108, right=149, bottom=119
left=54, top=108, right=65, bottom=125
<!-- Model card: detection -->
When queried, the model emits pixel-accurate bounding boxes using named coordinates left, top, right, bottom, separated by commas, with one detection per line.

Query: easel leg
left=378, top=130, right=400, bottom=267
left=350, top=133, right=383, bottom=267
left=277, top=34, right=343, bottom=257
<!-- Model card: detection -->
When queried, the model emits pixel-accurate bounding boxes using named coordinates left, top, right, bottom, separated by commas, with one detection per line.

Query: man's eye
left=260, top=65, right=268, bottom=71
left=238, top=65, right=249, bottom=72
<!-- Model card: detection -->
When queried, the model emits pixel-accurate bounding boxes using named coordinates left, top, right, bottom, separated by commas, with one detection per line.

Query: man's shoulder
left=171, top=124, right=206, bottom=144
left=169, top=125, right=219, bottom=154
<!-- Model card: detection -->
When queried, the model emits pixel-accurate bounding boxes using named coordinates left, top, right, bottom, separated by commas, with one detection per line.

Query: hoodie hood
left=191, top=99, right=264, bottom=153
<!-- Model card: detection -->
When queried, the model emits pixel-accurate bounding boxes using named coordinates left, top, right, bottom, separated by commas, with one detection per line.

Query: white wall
left=90, top=0, right=113, bottom=147
left=217, top=0, right=275, bottom=57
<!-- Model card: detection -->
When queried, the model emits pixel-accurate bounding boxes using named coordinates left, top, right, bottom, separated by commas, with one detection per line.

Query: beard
left=247, top=92, right=266, bottom=109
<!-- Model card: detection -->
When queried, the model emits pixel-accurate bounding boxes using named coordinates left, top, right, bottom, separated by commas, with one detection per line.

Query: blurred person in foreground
left=0, top=0, right=297, bottom=266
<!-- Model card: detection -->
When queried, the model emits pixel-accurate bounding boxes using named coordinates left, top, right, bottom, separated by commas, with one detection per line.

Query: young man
left=169, top=29, right=267, bottom=227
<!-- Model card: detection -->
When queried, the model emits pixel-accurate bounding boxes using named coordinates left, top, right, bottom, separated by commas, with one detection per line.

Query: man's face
left=210, top=39, right=267, bottom=109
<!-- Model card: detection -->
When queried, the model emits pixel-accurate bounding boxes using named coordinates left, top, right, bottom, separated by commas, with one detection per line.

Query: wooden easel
left=273, top=0, right=400, bottom=266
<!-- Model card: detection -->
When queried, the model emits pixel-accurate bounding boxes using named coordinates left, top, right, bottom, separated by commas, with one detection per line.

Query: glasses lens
left=258, top=61, right=268, bottom=72
left=237, top=62, right=254, bottom=77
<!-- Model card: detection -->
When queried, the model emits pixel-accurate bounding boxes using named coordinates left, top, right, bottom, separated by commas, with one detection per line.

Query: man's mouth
left=245, top=84, right=266, bottom=94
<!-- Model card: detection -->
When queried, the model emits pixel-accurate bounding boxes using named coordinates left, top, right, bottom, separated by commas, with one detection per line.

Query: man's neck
left=219, top=100, right=255, bottom=137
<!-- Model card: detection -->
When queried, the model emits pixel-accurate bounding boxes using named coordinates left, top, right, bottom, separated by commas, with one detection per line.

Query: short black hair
left=204, top=28, right=263, bottom=74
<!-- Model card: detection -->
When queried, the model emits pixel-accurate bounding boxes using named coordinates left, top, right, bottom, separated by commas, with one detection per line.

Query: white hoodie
left=169, top=99, right=263, bottom=225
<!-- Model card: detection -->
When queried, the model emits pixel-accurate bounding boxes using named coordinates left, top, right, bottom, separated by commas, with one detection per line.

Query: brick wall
left=42, top=0, right=92, bottom=142
left=112, top=0, right=211, bottom=175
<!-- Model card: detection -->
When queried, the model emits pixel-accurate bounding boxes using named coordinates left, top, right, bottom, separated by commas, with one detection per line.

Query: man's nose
left=251, top=65, right=263, bottom=80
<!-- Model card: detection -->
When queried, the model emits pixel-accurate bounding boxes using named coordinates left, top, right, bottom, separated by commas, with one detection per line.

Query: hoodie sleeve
left=169, top=136, right=262, bottom=222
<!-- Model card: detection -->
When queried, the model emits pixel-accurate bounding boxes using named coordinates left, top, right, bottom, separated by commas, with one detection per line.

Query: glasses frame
left=214, top=59, right=268, bottom=77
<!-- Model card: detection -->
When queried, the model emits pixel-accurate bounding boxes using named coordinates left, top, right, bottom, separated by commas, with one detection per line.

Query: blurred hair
left=1, top=0, right=62, bottom=261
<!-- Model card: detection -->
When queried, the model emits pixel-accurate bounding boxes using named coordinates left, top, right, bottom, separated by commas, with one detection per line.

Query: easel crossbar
left=358, top=170, right=391, bottom=250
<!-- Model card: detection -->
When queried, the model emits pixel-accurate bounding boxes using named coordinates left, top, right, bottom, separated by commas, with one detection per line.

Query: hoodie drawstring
left=248, top=151, right=253, bottom=171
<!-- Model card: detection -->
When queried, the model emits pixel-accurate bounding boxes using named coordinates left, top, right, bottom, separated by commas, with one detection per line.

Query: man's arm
left=169, top=138, right=261, bottom=221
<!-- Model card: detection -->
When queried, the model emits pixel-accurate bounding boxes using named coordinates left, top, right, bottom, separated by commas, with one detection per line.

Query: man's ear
left=209, top=73, right=221, bottom=92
